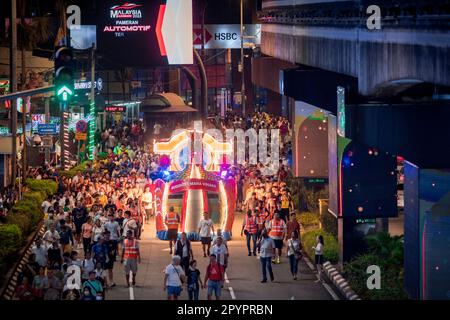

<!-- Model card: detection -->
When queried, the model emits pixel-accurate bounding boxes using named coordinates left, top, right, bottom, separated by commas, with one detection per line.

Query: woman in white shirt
left=312, top=235, right=324, bottom=283
left=287, top=231, right=302, bottom=280
left=91, top=219, right=104, bottom=246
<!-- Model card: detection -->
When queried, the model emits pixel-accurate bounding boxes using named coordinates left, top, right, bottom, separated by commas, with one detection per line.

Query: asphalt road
left=106, top=214, right=337, bottom=300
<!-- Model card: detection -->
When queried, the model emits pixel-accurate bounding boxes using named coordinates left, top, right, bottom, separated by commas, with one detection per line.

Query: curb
left=323, top=261, right=361, bottom=300
left=1, top=224, right=46, bottom=300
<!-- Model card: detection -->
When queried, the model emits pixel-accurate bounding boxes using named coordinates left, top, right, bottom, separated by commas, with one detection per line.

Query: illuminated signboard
left=97, top=1, right=193, bottom=67
left=337, top=86, right=345, bottom=137
left=105, top=105, right=126, bottom=112
left=193, top=24, right=261, bottom=49
left=74, top=78, right=103, bottom=91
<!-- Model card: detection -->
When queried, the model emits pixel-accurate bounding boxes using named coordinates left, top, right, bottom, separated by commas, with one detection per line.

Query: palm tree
left=365, top=232, right=404, bottom=266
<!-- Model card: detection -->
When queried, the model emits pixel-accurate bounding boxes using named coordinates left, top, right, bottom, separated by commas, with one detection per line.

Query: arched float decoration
left=153, top=128, right=235, bottom=241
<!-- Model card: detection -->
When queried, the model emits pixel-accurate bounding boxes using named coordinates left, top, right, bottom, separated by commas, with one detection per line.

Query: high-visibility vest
left=165, top=212, right=179, bottom=230
left=257, top=216, right=265, bottom=227
left=269, top=219, right=285, bottom=239
left=124, top=239, right=139, bottom=259
left=245, top=215, right=258, bottom=234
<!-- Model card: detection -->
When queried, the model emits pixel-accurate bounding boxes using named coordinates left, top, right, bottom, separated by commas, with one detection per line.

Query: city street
left=107, top=214, right=336, bottom=300
left=0, top=0, right=449, bottom=306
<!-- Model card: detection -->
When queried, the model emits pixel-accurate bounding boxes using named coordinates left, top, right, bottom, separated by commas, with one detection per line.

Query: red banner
left=169, top=179, right=219, bottom=194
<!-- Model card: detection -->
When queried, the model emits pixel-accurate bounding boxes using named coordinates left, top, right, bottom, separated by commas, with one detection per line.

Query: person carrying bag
left=287, top=231, right=302, bottom=280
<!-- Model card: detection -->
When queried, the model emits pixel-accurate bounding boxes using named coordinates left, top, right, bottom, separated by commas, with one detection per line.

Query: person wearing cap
left=164, top=255, right=186, bottom=300
left=121, top=230, right=141, bottom=287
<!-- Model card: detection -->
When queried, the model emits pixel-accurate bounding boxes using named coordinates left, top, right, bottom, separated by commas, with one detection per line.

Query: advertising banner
left=169, top=179, right=219, bottom=194
left=193, top=24, right=261, bottom=49
left=97, top=1, right=193, bottom=67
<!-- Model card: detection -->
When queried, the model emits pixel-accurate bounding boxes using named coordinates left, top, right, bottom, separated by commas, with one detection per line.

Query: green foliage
left=97, top=152, right=108, bottom=160
left=25, top=179, right=58, bottom=197
left=302, top=229, right=339, bottom=264
left=0, top=179, right=58, bottom=287
left=60, top=161, right=91, bottom=178
left=303, top=186, right=329, bottom=213
left=343, top=233, right=407, bottom=300
left=365, top=232, right=404, bottom=266
left=286, top=175, right=328, bottom=213
left=6, top=212, right=33, bottom=235
left=298, top=211, right=320, bottom=228
left=22, top=191, right=46, bottom=206
left=0, top=224, right=23, bottom=260
left=320, top=210, right=338, bottom=237
left=344, top=254, right=407, bottom=300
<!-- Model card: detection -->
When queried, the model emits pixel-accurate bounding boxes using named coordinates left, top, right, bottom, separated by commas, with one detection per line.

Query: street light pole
left=201, top=0, right=208, bottom=60
left=240, top=0, right=246, bottom=116
left=10, top=0, right=18, bottom=186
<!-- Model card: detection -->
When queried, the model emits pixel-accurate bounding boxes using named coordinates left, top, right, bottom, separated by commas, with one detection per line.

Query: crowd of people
left=13, top=110, right=326, bottom=301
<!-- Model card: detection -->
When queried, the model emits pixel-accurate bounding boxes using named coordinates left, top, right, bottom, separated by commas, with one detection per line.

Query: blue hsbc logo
left=214, top=32, right=239, bottom=41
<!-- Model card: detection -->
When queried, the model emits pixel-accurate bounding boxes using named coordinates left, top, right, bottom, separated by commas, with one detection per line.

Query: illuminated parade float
left=152, top=129, right=236, bottom=241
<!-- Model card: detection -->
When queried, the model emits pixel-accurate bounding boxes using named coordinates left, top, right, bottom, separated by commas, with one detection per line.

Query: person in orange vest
left=121, top=230, right=141, bottom=287
left=267, top=212, right=287, bottom=264
left=165, top=206, right=180, bottom=254
left=241, top=210, right=259, bottom=256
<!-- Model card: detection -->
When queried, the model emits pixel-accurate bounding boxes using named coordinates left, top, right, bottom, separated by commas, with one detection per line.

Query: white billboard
left=193, top=24, right=261, bottom=49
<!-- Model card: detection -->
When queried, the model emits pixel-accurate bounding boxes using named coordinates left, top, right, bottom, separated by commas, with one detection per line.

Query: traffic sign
left=75, top=132, right=87, bottom=140
left=38, top=124, right=58, bottom=135
left=76, top=120, right=88, bottom=133
left=57, top=85, right=74, bottom=102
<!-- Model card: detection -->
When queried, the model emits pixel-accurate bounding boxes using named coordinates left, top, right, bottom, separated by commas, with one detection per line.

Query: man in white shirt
left=43, top=224, right=60, bottom=248
left=32, top=239, right=48, bottom=267
left=141, top=187, right=153, bottom=221
left=211, top=236, right=228, bottom=268
left=122, top=211, right=138, bottom=237
left=198, top=212, right=215, bottom=257
left=164, top=255, right=186, bottom=300
left=41, top=196, right=53, bottom=214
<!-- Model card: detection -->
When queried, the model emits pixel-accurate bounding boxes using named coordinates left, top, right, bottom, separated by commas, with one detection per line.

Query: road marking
left=229, top=287, right=236, bottom=299
left=129, top=271, right=135, bottom=300
left=322, top=282, right=340, bottom=300
left=225, top=272, right=235, bottom=299
left=303, top=257, right=340, bottom=300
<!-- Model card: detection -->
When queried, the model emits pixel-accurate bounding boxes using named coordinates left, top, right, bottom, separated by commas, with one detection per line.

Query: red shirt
left=206, top=262, right=224, bottom=282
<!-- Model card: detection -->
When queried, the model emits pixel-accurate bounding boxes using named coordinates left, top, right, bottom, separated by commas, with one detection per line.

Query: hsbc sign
left=193, top=24, right=261, bottom=49
left=215, top=33, right=239, bottom=41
